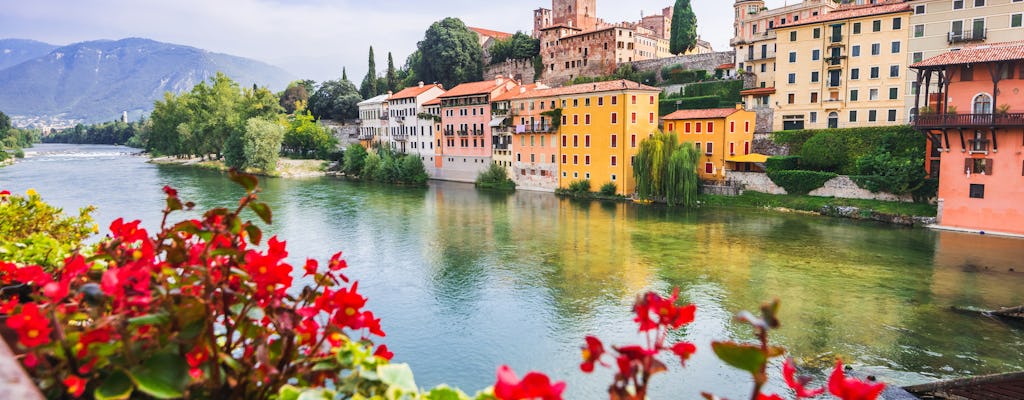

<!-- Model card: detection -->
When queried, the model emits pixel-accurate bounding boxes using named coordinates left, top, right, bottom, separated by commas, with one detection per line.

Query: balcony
left=825, top=56, right=846, bottom=68
left=379, top=115, right=389, bottom=121
left=521, top=123, right=554, bottom=133
left=494, top=143, right=510, bottom=150
left=913, top=113, right=1024, bottom=128
left=948, top=29, right=986, bottom=44
left=968, top=139, right=990, bottom=154
left=443, top=128, right=455, bottom=136
left=394, top=134, right=408, bottom=142
left=829, top=34, right=843, bottom=43
left=457, top=129, right=469, bottom=136
left=358, top=133, right=374, bottom=140
left=472, top=129, right=485, bottom=136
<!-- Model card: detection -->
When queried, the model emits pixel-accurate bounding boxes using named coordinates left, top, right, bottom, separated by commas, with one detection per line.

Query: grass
left=700, top=191, right=937, bottom=217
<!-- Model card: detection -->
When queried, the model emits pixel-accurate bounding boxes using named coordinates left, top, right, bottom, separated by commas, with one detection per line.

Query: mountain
left=0, top=38, right=295, bottom=124
left=0, top=39, right=59, bottom=70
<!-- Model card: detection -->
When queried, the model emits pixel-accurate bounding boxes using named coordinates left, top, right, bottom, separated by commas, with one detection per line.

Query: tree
left=342, top=68, right=348, bottom=82
left=242, top=118, right=285, bottom=172
left=309, top=79, right=362, bottom=121
left=634, top=133, right=700, bottom=206
left=360, top=47, right=378, bottom=99
left=281, top=110, right=338, bottom=159
left=670, top=0, right=698, bottom=55
left=488, top=32, right=540, bottom=65
left=343, top=143, right=368, bottom=176
left=280, top=83, right=310, bottom=114
left=386, top=52, right=399, bottom=93
left=0, top=110, right=10, bottom=135
left=414, top=18, right=484, bottom=89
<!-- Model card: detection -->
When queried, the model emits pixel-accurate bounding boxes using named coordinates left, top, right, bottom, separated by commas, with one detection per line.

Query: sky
left=0, top=0, right=793, bottom=83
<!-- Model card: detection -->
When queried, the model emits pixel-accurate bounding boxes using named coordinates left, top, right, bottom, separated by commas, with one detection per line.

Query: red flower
left=328, top=252, right=349, bottom=282
left=579, top=336, right=604, bottom=373
left=757, top=394, right=785, bottom=400
left=494, top=365, right=565, bottom=400
left=0, top=190, right=9, bottom=196
left=0, top=298, right=18, bottom=314
left=13, top=265, right=52, bottom=286
left=23, top=353, right=38, bottom=368
left=77, top=328, right=113, bottom=358
left=784, top=358, right=826, bottom=398
left=828, top=360, right=885, bottom=400
left=633, top=288, right=696, bottom=332
left=63, top=375, right=87, bottom=397
left=303, top=259, right=318, bottom=276
left=186, top=345, right=210, bottom=368
left=374, top=344, right=394, bottom=361
left=670, top=342, right=697, bottom=366
left=6, top=302, right=52, bottom=348
left=163, top=185, right=178, bottom=197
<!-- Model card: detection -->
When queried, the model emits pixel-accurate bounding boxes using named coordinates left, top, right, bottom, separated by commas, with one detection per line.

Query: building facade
left=357, top=94, right=390, bottom=148
left=773, top=1, right=912, bottom=131
left=437, top=77, right=520, bottom=182
left=386, top=83, right=445, bottom=159
left=663, top=106, right=760, bottom=181
left=507, top=88, right=561, bottom=191
left=910, top=41, right=1024, bottom=235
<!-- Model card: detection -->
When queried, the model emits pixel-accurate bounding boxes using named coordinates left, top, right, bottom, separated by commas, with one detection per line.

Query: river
left=2, top=144, right=1023, bottom=399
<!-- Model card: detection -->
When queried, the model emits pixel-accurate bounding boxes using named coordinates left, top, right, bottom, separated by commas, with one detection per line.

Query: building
left=436, top=76, right=520, bottom=182
left=490, top=83, right=551, bottom=188
left=772, top=1, right=912, bottom=131
left=906, top=0, right=1024, bottom=120
left=554, top=80, right=662, bottom=195
left=498, top=83, right=561, bottom=191
left=357, top=94, right=390, bottom=148
left=663, top=105, right=762, bottom=181
left=424, top=97, right=444, bottom=176
left=910, top=40, right=1024, bottom=236
left=387, top=82, right=445, bottom=160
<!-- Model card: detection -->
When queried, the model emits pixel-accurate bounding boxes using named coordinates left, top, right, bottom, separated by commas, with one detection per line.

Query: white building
left=386, top=82, right=446, bottom=158
left=357, top=94, right=391, bottom=145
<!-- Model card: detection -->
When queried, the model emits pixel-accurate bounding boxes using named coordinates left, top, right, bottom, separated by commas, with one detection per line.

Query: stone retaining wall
left=629, top=52, right=736, bottom=84
left=728, top=171, right=915, bottom=202
left=485, top=58, right=537, bottom=84
left=727, top=171, right=787, bottom=194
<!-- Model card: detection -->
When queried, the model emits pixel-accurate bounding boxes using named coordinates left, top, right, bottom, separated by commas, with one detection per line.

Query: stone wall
left=727, top=171, right=787, bottom=195
left=752, top=131, right=787, bottom=156
left=485, top=58, right=537, bottom=84
left=628, top=52, right=735, bottom=84
left=808, top=176, right=914, bottom=202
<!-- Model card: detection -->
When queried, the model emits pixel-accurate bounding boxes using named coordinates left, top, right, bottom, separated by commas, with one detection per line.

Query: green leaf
left=296, top=388, right=337, bottom=400
left=229, top=169, right=259, bottom=192
left=249, top=202, right=272, bottom=224
left=166, top=196, right=183, bottom=212
left=128, top=313, right=170, bottom=327
left=226, top=214, right=242, bottom=234
left=245, top=224, right=263, bottom=245
left=379, top=363, right=417, bottom=393
left=278, top=385, right=302, bottom=400
left=711, top=341, right=766, bottom=374
left=129, top=352, right=189, bottom=399
left=94, top=370, right=133, bottom=400
left=426, top=385, right=470, bottom=400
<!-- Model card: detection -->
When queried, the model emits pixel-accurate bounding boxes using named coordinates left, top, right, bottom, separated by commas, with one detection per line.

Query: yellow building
left=543, top=80, right=661, bottom=195
left=663, top=105, right=762, bottom=181
left=773, top=1, right=912, bottom=131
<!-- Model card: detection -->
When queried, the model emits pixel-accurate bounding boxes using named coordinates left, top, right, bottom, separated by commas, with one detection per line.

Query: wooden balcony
left=913, top=113, right=1024, bottom=128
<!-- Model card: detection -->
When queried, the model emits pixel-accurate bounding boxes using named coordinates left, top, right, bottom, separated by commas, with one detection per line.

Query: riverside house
left=437, top=76, right=519, bottom=182
left=662, top=105, right=762, bottom=181
left=910, top=40, right=1024, bottom=236
left=386, top=82, right=445, bottom=161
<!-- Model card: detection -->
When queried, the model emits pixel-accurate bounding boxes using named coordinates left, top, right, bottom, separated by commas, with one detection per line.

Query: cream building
left=357, top=94, right=390, bottom=146
left=386, top=82, right=445, bottom=159
left=906, top=0, right=1024, bottom=116
left=773, top=1, right=912, bottom=131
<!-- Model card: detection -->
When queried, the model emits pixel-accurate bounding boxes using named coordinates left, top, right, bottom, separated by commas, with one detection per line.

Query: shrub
left=683, top=80, right=743, bottom=102
left=399, top=155, right=429, bottom=185
left=765, top=156, right=800, bottom=172
left=343, top=143, right=368, bottom=176
left=767, top=170, right=838, bottom=195
left=660, top=66, right=708, bottom=84
left=599, top=182, right=618, bottom=196
left=567, top=179, right=591, bottom=194
left=475, top=163, right=515, bottom=191
left=800, top=132, right=850, bottom=172
left=659, top=96, right=720, bottom=115
left=13, top=148, right=25, bottom=158
left=0, top=189, right=95, bottom=268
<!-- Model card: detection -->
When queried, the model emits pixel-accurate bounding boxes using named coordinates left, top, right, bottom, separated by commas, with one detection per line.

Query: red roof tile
left=663, top=108, right=739, bottom=120
left=717, top=63, right=736, bottom=70
left=785, top=1, right=910, bottom=28
left=740, top=87, right=776, bottom=96
left=492, top=83, right=549, bottom=102
left=469, top=27, right=513, bottom=40
left=440, top=80, right=511, bottom=98
left=389, top=83, right=444, bottom=100
left=423, top=98, right=441, bottom=106
left=911, top=40, right=1024, bottom=68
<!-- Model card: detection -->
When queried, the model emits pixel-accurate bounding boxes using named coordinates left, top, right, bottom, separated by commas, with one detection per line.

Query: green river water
left=1, top=144, right=1022, bottom=399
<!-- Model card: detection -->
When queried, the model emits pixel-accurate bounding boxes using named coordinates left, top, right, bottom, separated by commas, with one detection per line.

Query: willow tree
left=634, top=133, right=699, bottom=206
left=665, top=144, right=700, bottom=206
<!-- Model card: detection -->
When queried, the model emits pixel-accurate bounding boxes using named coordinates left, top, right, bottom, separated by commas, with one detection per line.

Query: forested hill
left=0, top=39, right=58, bottom=70
left=0, top=38, right=294, bottom=124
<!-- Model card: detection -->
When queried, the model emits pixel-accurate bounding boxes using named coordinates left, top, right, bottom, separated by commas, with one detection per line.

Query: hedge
left=661, top=65, right=708, bottom=84
left=659, top=96, right=721, bottom=116
left=770, top=126, right=923, bottom=175
left=767, top=170, right=838, bottom=195
left=765, top=156, right=800, bottom=172
left=683, top=80, right=743, bottom=101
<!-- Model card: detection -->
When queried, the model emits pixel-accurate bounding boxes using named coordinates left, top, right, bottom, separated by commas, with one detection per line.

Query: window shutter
left=986, top=158, right=994, bottom=175
left=964, top=158, right=973, bottom=174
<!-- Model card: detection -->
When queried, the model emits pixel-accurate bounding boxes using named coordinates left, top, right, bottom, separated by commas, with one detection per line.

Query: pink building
left=911, top=41, right=1024, bottom=236
left=436, top=76, right=519, bottom=182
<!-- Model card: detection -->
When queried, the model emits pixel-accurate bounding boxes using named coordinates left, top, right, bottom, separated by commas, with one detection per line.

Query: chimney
left=520, top=86, right=527, bottom=94
left=495, top=75, right=505, bottom=85
left=418, top=81, right=424, bottom=88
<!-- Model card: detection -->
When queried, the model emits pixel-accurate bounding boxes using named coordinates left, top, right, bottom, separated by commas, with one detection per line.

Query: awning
left=489, top=117, right=506, bottom=127
left=726, top=153, right=769, bottom=163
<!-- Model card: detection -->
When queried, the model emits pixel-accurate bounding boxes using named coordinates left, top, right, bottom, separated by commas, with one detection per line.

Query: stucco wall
left=433, top=156, right=492, bottom=183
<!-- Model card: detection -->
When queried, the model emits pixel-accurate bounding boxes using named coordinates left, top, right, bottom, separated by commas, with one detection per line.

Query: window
left=811, top=92, right=819, bottom=103
left=585, top=98, right=591, bottom=106
left=611, top=135, right=617, bottom=147
left=611, top=96, right=617, bottom=105
left=914, top=4, right=926, bottom=14
left=611, top=113, right=618, bottom=123
left=871, top=43, right=881, bottom=55
left=598, top=97, right=604, bottom=106
left=891, top=41, right=901, bottom=53
left=707, top=122, right=714, bottom=132
left=892, top=17, right=902, bottom=30
left=953, top=0, right=964, bottom=9
left=562, top=154, right=567, bottom=164
left=584, top=135, right=591, bottom=147
left=849, top=110, right=858, bottom=122
left=913, top=52, right=924, bottom=63
left=790, top=31, right=797, bottom=41
left=631, top=113, right=637, bottom=124
left=787, top=93, right=795, bottom=104
left=851, top=68, right=860, bottom=80
left=1013, top=14, right=1022, bottom=27
left=573, top=115, right=579, bottom=125
left=729, top=121, right=735, bottom=133
left=850, top=89, right=859, bottom=101
left=706, top=142, right=714, bottom=155
left=572, top=99, right=578, bottom=107
left=914, top=25, right=925, bottom=37
left=573, top=135, right=578, bottom=147
left=696, top=122, right=703, bottom=133
left=573, top=155, right=578, bottom=165
left=811, top=71, right=820, bottom=83
left=810, top=111, right=818, bottom=123
left=973, top=93, right=992, bottom=114
left=631, top=95, right=637, bottom=105
left=649, top=113, right=655, bottom=124
left=969, top=184, right=985, bottom=199
left=789, top=51, right=797, bottom=63
left=813, top=28, right=821, bottom=38
left=812, top=49, right=820, bottom=61
left=870, top=66, right=880, bottom=79
left=853, top=22, right=861, bottom=34
left=562, top=135, right=567, bottom=147
left=611, top=156, right=617, bottom=166
left=585, top=114, right=591, bottom=124
left=974, top=0, right=985, bottom=6
left=685, top=122, right=691, bottom=133
left=585, top=155, right=590, bottom=165
left=889, top=87, right=898, bottom=99
left=869, top=88, right=879, bottom=100
left=872, top=20, right=881, bottom=32
left=788, top=73, right=796, bottom=84
left=649, top=96, right=655, bottom=105
left=890, top=65, right=900, bottom=78
left=887, top=109, right=897, bottom=122
left=868, top=110, right=878, bottom=122
left=852, top=45, right=861, bottom=57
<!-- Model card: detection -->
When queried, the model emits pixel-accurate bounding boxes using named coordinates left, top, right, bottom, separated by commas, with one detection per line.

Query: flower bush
left=2, top=172, right=389, bottom=399
left=0, top=189, right=95, bottom=268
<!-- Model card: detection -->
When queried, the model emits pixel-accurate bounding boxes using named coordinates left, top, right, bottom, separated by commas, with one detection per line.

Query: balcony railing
left=968, top=139, right=990, bottom=153
left=394, top=134, right=408, bottom=142
left=520, top=123, right=553, bottom=133
left=457, top=129, right=469, bottom=136
left=825, top=56, right=846, bottom=66
left=358, top=133, right=374, bottom=140
left=471, top=129, right=484, bottom=136
left=379, top=115, right=389, bottom=121
left=948, top=29, right=986, bottom=44
left=913, top=113, right=1024, bottom=128
left=443, top=128, right=455, bottom=136
left=494, top=143, right=510, bottom=150
left=830, top=34, right=843, bottom=43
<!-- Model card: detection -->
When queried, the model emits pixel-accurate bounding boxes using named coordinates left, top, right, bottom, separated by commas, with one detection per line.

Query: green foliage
left=282, top=110, right=338, bottom=159
left=851, top=132, right=928, bottom=197
left=766, top=170, right=837, bottom=195
left=540, top=108, right=563, bottom=131
left=633, top=134, right=701, bottom=206
left=0, top=110, right=39, bottom=153
left=360, top=46, right=378, bottom=99
left=359, top=147, right=429, bottom=186
left=665, top=145, right=700, bottom=207
left=412, top=18, right=484, bottom=90
left=660, top=66, right=707, bottom=84
left=0, top=189, right=96, bottom=268
left=224, top=118, right=285, bottom=173
left=774, top=126, right=921, bottom=176
left=670, top=0, right=698, bottom=54
left=475, top=163, right=515, bottom=191
left=343, top=143, right=369, bottom=176
left=567, top=179, right=592, bottom=194
left=399, top=155, right=429, bottom=186
left=0, top=110, right=9, bottom=134
left=599, top=182, right=618, bottom=196
left=658, top=96, right=720, bottom=116
left=44, top=120, right=145, bottom=146
left=309, top=78, right=362, bottom=121
left=488, top=32, right=540, bottom=65
left=800, top=133, right=849, bottom=172
left=569, top=64, right=656, bottom=86
left=279, top=82, right=310, bottom=114
left=764, top=156, right=800, bottom=172
left=385, top=52, right=401, bottom=94
left=683, top=80, right=743, bottom=100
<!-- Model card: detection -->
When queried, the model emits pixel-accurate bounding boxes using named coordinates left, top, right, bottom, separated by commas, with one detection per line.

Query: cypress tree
left=360, top=47, right=378, bottom=99
left=386, top=52, right=398, bottom=93
left=670, top=0, right=698, bottom=55
left=342, top=67, right=348, bottom=82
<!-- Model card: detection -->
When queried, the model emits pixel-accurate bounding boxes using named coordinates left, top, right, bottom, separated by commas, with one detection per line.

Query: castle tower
left=733, top=0, right=766, bottom=40
left=551, top=0, right=597, bottom=31
left=533, top=8, right=553, bottom=37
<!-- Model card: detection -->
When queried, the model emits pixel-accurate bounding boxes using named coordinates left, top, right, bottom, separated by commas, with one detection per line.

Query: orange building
left=436, top=76, right=519, bottom=182
left=911, top=41, right=1024, bottom=236
left=492, top=83, right=558, bottom=191
left=662, top=105, right=762, bottom=181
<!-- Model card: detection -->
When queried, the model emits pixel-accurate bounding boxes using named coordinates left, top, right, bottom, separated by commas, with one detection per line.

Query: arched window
left=973, top=93, right=992, bottom=114
left=827, top=112, right=839, bottom=129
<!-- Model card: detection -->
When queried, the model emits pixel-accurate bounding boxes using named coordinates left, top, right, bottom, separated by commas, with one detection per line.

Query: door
left=972, top=18, right=985, bottom=40
left=951, top=20, right=963, bottom=37
left=828, top=112, right=839, bottom=129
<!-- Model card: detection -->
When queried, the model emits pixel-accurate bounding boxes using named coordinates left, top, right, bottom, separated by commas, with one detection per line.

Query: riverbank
left=701, top=192, right=938, bottom=226
left=149, top=156, right=330, bottom=178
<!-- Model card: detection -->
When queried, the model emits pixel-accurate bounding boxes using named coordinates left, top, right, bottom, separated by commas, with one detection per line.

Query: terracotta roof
left=423, top=98, right=441, bottom=106
left=440, top=80, right=511, bottom=99
left=784, top=1, right=910, bottom=28
left=663, top=108, right=740, bottom=120
left=716, top=63, right=736, bottom=70
left=492, top=83, right=550, bottom=102
left=469, top=27, right=513, bottom=40
left=911, top=40, right=1024, bottom=68
left=357, top=94, right=390, bottom=106
left=389, top=83, right=444, bottom=100
left=513, top=80, right=662, bottom=100
left=740, top=87, right=777, bottom=96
